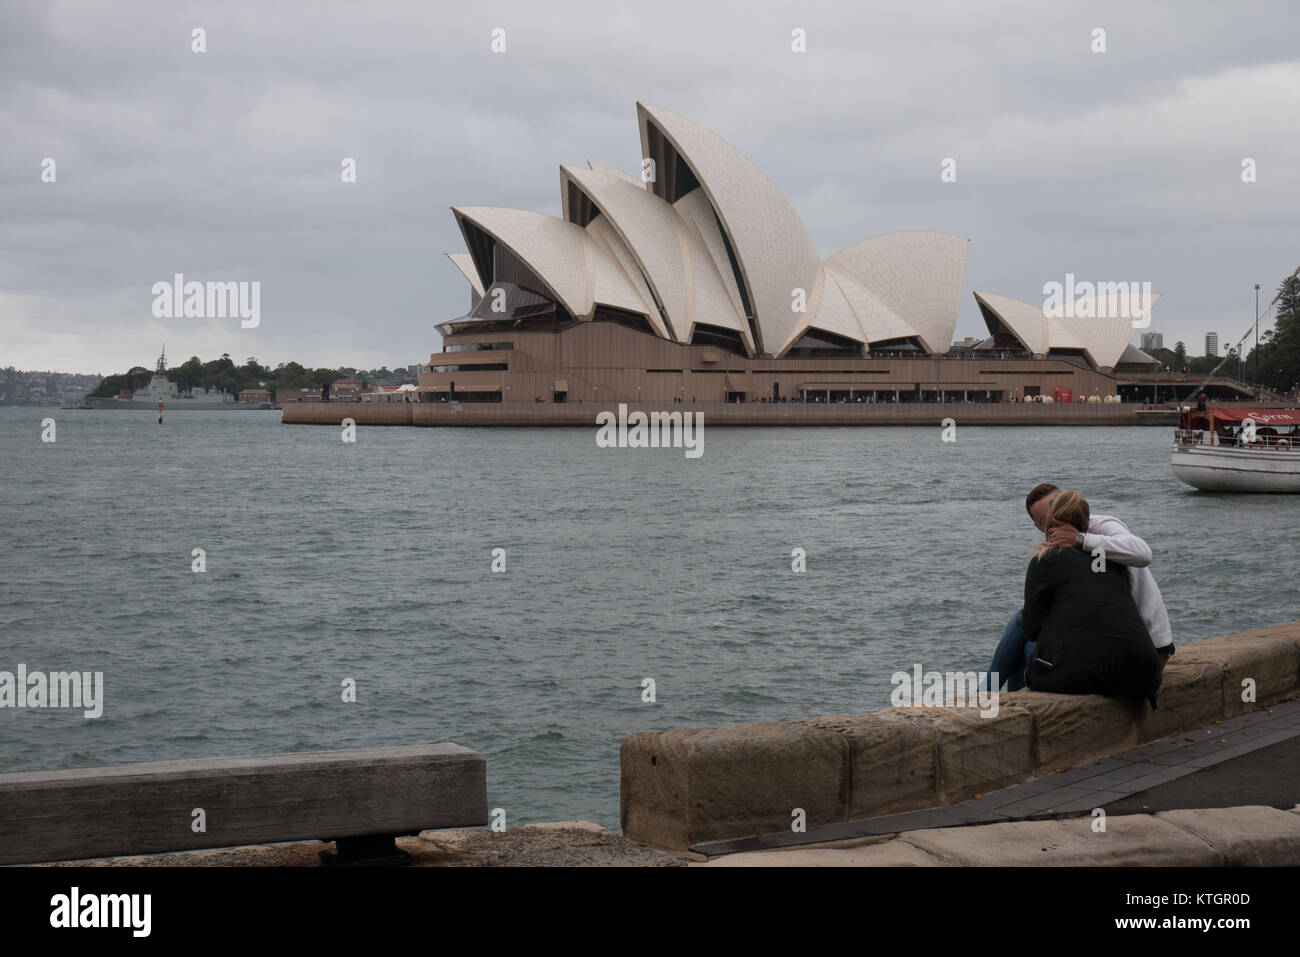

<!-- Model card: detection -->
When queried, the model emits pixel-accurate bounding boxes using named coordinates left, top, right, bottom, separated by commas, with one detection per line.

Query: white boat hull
left=1171, top=446, right=1300, bottom=493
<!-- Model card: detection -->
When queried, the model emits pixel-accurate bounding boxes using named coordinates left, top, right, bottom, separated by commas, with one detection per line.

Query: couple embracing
left=982, top=483, right=1174, bottom=708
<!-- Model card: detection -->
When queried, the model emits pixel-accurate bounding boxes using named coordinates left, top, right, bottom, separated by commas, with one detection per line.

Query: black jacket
left=1021, top=547, right=1162, bottom=706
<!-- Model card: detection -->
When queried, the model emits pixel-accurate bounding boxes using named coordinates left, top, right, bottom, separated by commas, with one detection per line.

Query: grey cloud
left=1, top=0, right=1297, bottom=372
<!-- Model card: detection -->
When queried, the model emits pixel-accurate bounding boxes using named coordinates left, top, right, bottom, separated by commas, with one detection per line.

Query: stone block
left=1156, top=806, right=1300, bottom=866
left=1006, top=690, right=1139, bottom=771
left=804, top=704, right=1033, bottom=813
left=1136, top=658, right=1226, bottom=743
left=900, top=813, right=1218, bottom=866
left=620, top=721, right=849, bottom=851
left=931, top=705, right=1035, bottom=803
left=800, top=710, right=939, bottom=819
left=1174, top=634, right=1300, bottom=716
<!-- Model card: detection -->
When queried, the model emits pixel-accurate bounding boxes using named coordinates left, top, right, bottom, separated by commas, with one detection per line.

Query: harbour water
left=1, top=407, right=1295, bottom=830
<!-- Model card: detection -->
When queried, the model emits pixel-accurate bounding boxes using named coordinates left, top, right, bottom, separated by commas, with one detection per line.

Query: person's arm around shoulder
left=1082, top=514, right=1152, bottom=568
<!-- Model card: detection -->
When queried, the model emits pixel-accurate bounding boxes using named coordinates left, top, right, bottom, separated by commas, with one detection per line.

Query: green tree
left=89, top=366, right=152, bottom=397
left=90, top=353, right=375, bottom=399
left=1261, top=274, right=1300, bottom=391
left=1148, top=347, right=1175, bottom=369
left=1173, top=341, right=1187, bottom=369
left=174, top=356, right=204, bottom=392
left=276, top=361, right=311, bottom=389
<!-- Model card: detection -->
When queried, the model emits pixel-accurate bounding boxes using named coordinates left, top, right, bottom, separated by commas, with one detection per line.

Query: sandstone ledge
left=621, top=621, right=1300, bottom=851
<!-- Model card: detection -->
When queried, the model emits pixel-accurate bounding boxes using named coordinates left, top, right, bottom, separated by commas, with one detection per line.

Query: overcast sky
left=3, top=0, right=1298, bottom=374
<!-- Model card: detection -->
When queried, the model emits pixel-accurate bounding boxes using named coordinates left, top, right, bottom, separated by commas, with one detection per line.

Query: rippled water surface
left=1, top=408, right=1296, bottom=828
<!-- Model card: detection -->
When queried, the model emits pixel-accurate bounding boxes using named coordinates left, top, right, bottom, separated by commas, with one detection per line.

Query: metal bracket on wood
left=319, top=834, right=413, bottom=867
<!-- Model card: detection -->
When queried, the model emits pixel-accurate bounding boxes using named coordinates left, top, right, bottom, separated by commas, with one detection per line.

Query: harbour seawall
left=30, top=620, right=1300, bottom=867
left=619, top=620, right=1300, bottom=851
left=283, top=401, right=1159, bottom=427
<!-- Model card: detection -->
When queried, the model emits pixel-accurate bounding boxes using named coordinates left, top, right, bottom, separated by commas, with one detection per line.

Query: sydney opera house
left=419, top=102, right=1162, bottom=405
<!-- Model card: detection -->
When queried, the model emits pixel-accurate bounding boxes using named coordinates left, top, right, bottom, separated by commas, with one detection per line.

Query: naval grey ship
left=84, top=349, right=268, bottom=410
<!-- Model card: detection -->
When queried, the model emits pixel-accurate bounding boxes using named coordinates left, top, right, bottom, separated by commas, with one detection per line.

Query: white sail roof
left=561, top=165, right=690, bottom=340
left=775, top=265, right=867, bottom=355
left=586, top=159, right=644, bottom=186
left=828, top=232, right=969, bottom=354
left=824, top=264, right=920, bottom=346
left=445, top=105, right=974, bottom=356
left=638, top=102, right=821, bottom=356
left=1055, top=291, right=1162, bottom=370
left=974, top=289, right=1162, bottom=370
left=446, top=252, right=485, bottom=297
left=584, top=217, right=671, bottom=339
left=672, top=190, right=749, bottom=331
left=452, top=206, right=650, bottom=319
left=973, top=290, right=1050, bottom=355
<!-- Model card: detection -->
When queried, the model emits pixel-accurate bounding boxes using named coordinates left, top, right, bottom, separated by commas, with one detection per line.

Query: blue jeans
left=983, top=609, right=1037, bottom=693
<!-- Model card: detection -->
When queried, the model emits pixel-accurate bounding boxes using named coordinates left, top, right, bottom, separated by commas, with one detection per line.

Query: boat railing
left=1174, top=428, right=1295, bottom=450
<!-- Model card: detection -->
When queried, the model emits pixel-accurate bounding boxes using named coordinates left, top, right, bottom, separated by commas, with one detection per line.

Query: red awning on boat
left=1207, top=408, right=1300, bottom=425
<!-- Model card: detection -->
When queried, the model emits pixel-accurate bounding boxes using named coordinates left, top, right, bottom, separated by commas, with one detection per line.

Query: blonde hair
left=1032, top=489, right=1090, bottom=557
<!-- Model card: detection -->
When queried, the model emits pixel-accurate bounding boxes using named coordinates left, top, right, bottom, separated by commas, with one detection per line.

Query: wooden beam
left=0, top=744, right=487, bottom=865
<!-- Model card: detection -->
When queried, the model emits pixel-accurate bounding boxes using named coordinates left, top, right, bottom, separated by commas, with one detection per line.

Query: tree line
left=1145, top=273, right=1299, bottom=393
left=1244, top=273, right=1300, bottom=392
left=88, top=355, right=361, bottom=398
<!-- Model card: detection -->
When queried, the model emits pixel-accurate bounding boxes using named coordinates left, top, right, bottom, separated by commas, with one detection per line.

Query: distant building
left=331, top=378, right=364, bottom=399
left=1141, top=332, right=1163, bottom=351
left=1205, top=332, right=1218, bottom=357
left=363, top=383, right=419, bottom=402
left=238, top=389, right=271, bottom=403
left=277, top=387, right=322, bottom=404
left=425, top=100, right=1167, bottom=404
